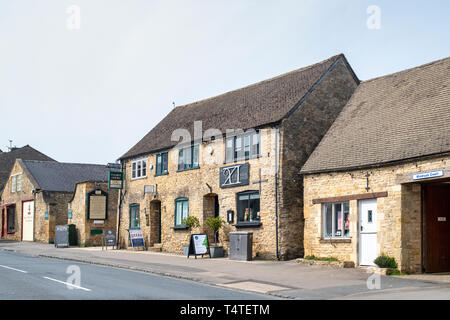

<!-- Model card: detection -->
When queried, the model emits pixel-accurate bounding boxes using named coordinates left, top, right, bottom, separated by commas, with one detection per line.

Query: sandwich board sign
left=55, top=225, right=69, bottom=248
left=103, top=230, right=116, bottom=250
left=187, top=234, right=211, bottom=259
left=128, top=229, right=145, bottom=249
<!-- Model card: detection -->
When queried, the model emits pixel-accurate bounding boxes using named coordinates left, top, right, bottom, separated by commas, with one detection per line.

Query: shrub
left=374, top=253, right=398, bottom=269
left=182, top=216, right=200, bottom=229
left=205, top=217, right=225, bottom=245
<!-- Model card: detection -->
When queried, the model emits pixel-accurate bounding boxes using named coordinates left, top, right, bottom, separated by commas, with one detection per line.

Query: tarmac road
left=0, top=250, right=271, bottom=300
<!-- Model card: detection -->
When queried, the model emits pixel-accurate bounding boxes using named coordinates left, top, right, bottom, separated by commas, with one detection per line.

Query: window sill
left=177, top=167, right=200, bottom=173
left=320, top=238, right=351, bottom=243
left=171, top=225, right=189, bottom=230
left=155, top=172, right=169, bottom=177
left=223, top=155, right=260, bottom=165
left=233, top=221, right=261, bottom=228
left=131, top=176, right=147, bottom=181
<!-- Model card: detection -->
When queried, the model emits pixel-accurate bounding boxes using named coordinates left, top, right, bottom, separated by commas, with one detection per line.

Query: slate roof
left=121, top=54, right=356, bottom=160
left=301, top=56, right=450, bottom=174
left=0, top=145, right=55, bottom=193
left=21, top=160, right=109, bottom=192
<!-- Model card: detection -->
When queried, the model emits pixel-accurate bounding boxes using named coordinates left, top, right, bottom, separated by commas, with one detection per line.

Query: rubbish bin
left=229, top=232, right=253, bottom=261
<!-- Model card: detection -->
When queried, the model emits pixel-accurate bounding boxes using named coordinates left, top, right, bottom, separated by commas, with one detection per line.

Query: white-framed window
left=323, top=202, right=350, bottom=239
left=11, top=175, right=16, bottom=193
left=16, top=174, right=22, bottom=191
left=131, top=158, right=147, bottom=180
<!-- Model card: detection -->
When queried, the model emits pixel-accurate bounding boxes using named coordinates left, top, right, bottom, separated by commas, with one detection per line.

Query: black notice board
left=103, top=230, right=116, bottom=250
left=55, top=225, right=69, bottom=248
left=187, top=234, right=211, bottom=259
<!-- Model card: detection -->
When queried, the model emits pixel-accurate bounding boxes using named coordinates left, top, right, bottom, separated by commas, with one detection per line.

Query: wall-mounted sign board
left=187, top=234, right=211, bottom=259
left=108, top=171, right=123, bottom=189
left=220, top=163, right=249, bottom=188
left=413, top=170, right=444, bottom=181
left=87, top=189, right=108, bottom=220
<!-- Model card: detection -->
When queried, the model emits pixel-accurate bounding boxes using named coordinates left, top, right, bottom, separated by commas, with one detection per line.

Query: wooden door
left=425, top=184, right=450, bottom=273
left=1, top=209, right=5, bottom=238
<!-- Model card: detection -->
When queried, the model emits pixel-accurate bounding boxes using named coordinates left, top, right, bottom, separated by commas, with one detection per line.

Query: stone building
left=68, top=181, right=119, bottom=246
left=0, top=159, right=109, bottom=243
left=0, top=145, right=55, bottom=195
left=301, top=56, right=450, bottom=273
left=118, top=54, right=359, bottom=259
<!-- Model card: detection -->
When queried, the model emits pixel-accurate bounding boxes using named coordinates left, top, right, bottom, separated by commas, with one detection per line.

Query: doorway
left=22, top=200, right=34, bottom=241
left=424, top=183, right=450, bottom=273
left=203, top=194, right=219, bottom=244
left=359, top=198, right=378, bottom=266
left=1, top=208, right=5, bottom=238
left=149, top=200, right=161, bottom=245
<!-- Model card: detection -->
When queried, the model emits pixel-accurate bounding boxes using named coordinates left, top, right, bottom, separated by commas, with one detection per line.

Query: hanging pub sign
left=87, top=189, right=108, bottom=220
left=128, top=229, right=145, bottom=248
left=187, top=234, right=211, bottom=259
left=219, top=163, right=249, bottom=188
left=108, top=171, right=124, bottom=190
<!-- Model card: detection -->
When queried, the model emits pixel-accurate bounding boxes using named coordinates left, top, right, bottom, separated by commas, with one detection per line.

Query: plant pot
left=209, top=245, right=224, bottom=258
left=183, top=245, right=189, bottom=256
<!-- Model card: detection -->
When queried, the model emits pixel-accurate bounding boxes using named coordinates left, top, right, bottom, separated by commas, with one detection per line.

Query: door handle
left=360, top=226, right=364, bottom=231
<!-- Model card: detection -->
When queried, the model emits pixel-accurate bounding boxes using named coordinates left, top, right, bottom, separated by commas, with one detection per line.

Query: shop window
left=174, top=198, right=189, bottom=227
left=129, top=204, right=140, bottom=229
left=178, top=145, right=199, bottom=171
left=131, top=159, right=147, bottom=179
left=323, top=202, right=350, bottom=238
left=236, top=191, right=260, bottom=224
left=156, top=152, right=169, bottom=176
left=225, top=130, right=260, bottom=163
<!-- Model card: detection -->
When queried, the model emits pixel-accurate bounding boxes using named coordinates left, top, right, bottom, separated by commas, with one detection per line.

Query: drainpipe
left=116, top=161, right=124, bottom=248
left=274, top=128, right=280, bottom=260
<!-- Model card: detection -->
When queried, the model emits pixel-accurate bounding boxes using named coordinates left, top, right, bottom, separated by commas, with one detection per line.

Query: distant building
left=0, top=160, right=114, bottom=243
left=0, top=145, right=55, bottom=195
left=301, top=56, right=450, bottom=273
left=118, top=54, right=359, bottom=259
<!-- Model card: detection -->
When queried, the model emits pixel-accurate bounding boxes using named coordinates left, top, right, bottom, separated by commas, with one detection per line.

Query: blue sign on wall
left=68, top=209, right=72, bottom=219
left=45, top=211, right=49, bottom=220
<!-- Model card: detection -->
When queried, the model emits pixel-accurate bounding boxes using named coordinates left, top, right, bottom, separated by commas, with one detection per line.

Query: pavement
left=1, top=240, right=450, bottom=299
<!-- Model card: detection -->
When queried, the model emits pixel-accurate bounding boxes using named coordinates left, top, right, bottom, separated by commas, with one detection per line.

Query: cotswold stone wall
left=119, top=128, right=279, bottom=258
left=303, top=155, right=450, bottom=273
left=68, top=181, right=118, bottom=246
left=0, top=160, right=35, bottom=241
left=279, top=58, right=359, bottom=260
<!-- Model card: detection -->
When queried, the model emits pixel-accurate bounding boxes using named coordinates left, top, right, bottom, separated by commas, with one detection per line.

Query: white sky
left=1, top=0, right=449, bottom=163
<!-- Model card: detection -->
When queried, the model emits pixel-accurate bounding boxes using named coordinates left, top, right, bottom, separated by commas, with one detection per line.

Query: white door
left=22, top=201, right=34, bottom=241
left=359, top=199, right=377, bottom=266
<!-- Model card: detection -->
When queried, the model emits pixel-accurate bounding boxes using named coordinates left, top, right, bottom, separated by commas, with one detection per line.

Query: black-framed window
left=225, top=131, right=260, bottom=163
left=131, top=159, right=147, bottom=179
left=323, top=202, right=350, bottom=238
left=129, top=204, right=140, bottom=229
left=156, top=152, right=168, bottom=176
left=237, top=191, right=260, bottom=223
left=174, top=198, right=189, bottom=226
left=178, top=145, right=199, bottom=171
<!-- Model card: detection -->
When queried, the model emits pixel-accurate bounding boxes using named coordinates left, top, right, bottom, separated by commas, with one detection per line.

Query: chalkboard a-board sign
left=128, top=229, right=145, bottom=249
left=102, top=230, right=116, bottom=250
left=55, top=225, right=69, bottom=248
left=187, top=234, right=211, bottom=259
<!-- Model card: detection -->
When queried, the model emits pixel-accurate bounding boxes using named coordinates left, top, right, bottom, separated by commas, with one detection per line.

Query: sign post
left=187, top=234, right=211, bottom=259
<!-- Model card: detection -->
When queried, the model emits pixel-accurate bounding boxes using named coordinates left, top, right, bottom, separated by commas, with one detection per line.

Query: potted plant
left=205, top=216, right=225, bottom=258
left=182, top=216, right=200, bottom=255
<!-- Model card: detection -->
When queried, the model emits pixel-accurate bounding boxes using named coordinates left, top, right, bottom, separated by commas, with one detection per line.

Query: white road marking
left=43, top=276, right=92, bottom=292
left=0, top=265, right=28, bottom=273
